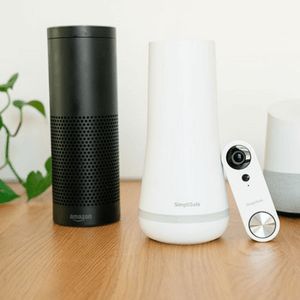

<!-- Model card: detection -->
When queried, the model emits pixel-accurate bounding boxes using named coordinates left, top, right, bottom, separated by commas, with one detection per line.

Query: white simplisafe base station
left=139, top=39, right=229, bottom=245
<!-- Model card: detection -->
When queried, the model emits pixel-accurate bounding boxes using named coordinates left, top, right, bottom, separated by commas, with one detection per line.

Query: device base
left=139, top=216, right=229, bottom=245
left=277, top=211, right=300, bottom=218
left=53, top=202, right=120, bottom=227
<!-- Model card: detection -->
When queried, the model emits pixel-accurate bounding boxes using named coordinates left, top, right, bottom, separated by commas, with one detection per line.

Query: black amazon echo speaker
left=47, top=26, right=120, bottom=226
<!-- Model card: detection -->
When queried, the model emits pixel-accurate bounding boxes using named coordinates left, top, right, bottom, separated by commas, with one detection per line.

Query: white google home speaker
left=264, top=100, right=300, bottom=215
left=139, top=39, right=229, bottom=244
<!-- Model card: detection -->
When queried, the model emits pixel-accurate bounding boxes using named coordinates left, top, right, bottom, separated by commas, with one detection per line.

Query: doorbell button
left=249, top=212, right=276, bottom=239
left=221, top=140, right=280, bottom=242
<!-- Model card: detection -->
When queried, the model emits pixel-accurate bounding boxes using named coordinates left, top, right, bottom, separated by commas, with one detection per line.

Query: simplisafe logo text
left=70, top=214, right=92, bottom=222
left=174, top=202, right=200, bottom=208
left=246, top=199, right=263, bottom=207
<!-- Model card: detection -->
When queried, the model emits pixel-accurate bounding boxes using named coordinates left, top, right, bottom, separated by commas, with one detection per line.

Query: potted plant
left=0, top=73, right=51, bottom=203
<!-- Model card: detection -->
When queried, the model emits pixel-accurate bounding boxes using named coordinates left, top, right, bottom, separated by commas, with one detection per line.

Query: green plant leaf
left=0, top=179, right=20, bottom=204
left=0, top=73, right=18, bottom=92
left=13, top=100, right=46, bottom=117
left=12, top=100, right=25, bottom=109
left=6, top=73, right=18, bottom=89
left=27, top=101, right=46, bottom=117
left=23, top=157, right=52, bottom=201
left=0, top=116, right=3, bottom=131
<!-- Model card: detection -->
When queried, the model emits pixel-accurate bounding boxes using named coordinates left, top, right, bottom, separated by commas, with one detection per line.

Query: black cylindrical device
left=47, top=26, right=120, bottom=226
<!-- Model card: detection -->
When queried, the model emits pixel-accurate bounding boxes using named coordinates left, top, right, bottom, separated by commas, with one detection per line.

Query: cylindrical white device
left=139, top=39, right=229, bottom=244
left=264, top=100, right=300, bottom=214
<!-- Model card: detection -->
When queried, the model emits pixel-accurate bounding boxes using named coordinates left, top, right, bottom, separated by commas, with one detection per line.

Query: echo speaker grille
left=50, top=115, right=119, bottom=207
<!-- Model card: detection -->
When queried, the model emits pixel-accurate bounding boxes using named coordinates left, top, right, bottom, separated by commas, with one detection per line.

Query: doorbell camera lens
left=232, top=151, right=245, bottom=164
left=226, top=145, right=251, bottom=170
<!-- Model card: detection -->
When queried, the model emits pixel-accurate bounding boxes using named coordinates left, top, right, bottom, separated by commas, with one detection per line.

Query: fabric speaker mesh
left=264, top=169, right=300, bottom=214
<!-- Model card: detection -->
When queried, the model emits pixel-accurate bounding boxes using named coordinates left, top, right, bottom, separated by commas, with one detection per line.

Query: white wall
left=1, top=0, right=300, bottom=181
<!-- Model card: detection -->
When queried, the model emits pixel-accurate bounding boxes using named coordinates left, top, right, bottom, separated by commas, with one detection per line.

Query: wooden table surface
left=0, top=181, right=300, bottom=300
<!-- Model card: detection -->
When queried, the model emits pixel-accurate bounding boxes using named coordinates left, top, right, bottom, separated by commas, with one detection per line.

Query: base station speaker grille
left=50, top=115, right=119, bottom=207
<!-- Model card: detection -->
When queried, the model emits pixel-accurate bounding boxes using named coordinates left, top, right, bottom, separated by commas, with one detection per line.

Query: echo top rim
left=47, top=26, right=116, bottom=39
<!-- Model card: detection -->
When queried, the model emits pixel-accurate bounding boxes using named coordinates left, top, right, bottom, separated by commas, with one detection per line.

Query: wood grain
left=0, top=181, right=299, bottom=300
